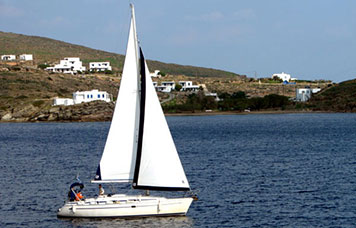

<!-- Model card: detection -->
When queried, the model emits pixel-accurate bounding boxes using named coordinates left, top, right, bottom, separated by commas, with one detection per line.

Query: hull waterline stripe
left=57, top=212, right=186, bottom=218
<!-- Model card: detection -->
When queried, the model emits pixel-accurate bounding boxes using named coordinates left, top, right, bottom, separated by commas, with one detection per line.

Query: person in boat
left=99, top=184, right=105, bottom=196
left=76, top=191, right=84, bottom=201
left=68, top=182, right=84, bottom=201
left=68, top=187, right=76, bottom=201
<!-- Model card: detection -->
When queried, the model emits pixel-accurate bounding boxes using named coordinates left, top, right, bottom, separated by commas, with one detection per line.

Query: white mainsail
left=94, top=8, right=140, bottom=182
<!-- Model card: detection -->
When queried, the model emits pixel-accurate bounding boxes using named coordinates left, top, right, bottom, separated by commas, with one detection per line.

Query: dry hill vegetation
left=0, top=31, right=241, bottom=78
left=308, top=79, right=356, bottom=112
left=0, top=31, right=350, bottom=121
left=0, top=71, right=119, bottom=121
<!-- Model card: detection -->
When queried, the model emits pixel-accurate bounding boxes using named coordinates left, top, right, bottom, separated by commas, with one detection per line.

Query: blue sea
left=1, top=113, right=356, bottom=227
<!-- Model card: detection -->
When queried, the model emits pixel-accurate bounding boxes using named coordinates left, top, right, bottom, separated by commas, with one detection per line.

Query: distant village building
left=72, top=90, right=111, bottom=104
left=19, top=54, right=33, bottom=61
left=155, top=81, right=174, bottom=93
left=156, top=85, right=173, bottom=93
left=46, top=57, right=86, bottom=74
left=161, top=81, right=175, bottom=90
left=205, top=92, right=220, bottom=101
left=296, top=87, right=321, bottom=102
left=53, top=89, right=111, bottom=106
left=89, top=62, right=112, bottom=72
left=53, top=98, right=74, bottom=106
left=150, top=70, right=161, bottom=78
left=154, top=81, right=200, bottom=93
left=1, top=55, right=16, bottom=61
left=179, top=81, right=200, bottom=91
left=272, top=72, right=297, bottom=82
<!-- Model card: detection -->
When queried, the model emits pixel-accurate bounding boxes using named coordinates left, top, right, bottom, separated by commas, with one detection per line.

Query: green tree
left=175, top=83, right=182, bottom=91
left=38, top=63, right=50, bottom=69
left=158, top=71, right=166, bottom=76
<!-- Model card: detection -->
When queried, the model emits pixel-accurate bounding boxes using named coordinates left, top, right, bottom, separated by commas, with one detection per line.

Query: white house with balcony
left=179, top=81, right=200, bottom=91
left=1, top=55, right=16, bottom=61
left=272, top=72, right=297, bottom=82
left=19, top=54, right=33, bottom=61
left=296, top=87, right=321, bottom=102
left=155, top=81, right=175, bottom=93
left=89, top=62, right=112, bottom=72
left=53, top=89, right=111, bottom=106
left=46, top=57, right=86, bottom=74
left=153, top=81, right=175, bottom=93
left=161, top=81, right=175, bottom=90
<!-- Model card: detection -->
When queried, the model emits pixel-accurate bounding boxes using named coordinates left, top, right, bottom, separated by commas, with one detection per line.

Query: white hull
left=57, top=194, right=193, bottom=218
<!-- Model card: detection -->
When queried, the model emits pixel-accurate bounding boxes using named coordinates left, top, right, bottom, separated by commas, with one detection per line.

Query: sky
left=1, top=0, right=356, bottom=82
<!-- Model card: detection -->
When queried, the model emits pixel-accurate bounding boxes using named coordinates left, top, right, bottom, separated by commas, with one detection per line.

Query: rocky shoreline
left=1, top=101, right=115, bottom=122
left=1, top=100, right=330, bottom=123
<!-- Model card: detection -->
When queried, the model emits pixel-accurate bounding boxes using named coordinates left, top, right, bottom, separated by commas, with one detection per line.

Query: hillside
left=0, top=71, right=120, bottom=121
left=308, top=79, right=356, bottom=112
left=0, top=31, right=241, bottom=78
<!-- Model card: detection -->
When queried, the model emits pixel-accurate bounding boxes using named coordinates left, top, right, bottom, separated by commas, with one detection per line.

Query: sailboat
left=57, top=4, right=194, bottom=218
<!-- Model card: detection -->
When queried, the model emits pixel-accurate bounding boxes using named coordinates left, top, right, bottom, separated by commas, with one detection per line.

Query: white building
left=205, top=92, right=220, bottom=101
left=150, top=70, right=161, bottom=78
left=53, top=89, right=111, bottom=106
left=46, top=57, right=86, bottom=74
left=153, top=81, right=175, bottom=93
left=89, top=62, right=112, bottom=72
left=19, top=54, right=33, bottom=61
left=53, top=98, right=74, bottom=106
left=179, top=81, right=200, bottom=91
left=272, top=72, right=297, bottom=82
left=296, top=87, right=321, bottom=102
left=72, top=90, right=111, bottom=104
left=161, top=81, right=175, bottom=90
left=156, top=85, right=172, bottom=93
left=1, top=55, right=16, bottom=61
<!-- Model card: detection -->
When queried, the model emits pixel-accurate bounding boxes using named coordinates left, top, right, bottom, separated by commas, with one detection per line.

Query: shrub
left=33, top=100, right=45, bottom=107
left=38, top=64, right=50, bottom=69
left=104, top=70, right=113, bottom=74
left=175, top=84, right=182, bottom=91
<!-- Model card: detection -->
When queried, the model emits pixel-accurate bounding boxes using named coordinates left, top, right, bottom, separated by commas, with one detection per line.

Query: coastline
left=0, top=109, right=340, bottom=123
left=164, top=109, right=332, bottom=116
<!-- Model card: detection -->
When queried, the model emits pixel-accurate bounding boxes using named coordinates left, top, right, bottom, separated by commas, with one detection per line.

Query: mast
left=130, top=4, right=140, bottom=79
left=133, top=48, right=146, bottom=188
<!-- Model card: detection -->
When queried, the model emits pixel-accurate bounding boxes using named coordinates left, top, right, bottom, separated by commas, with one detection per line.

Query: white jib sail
left=96, top=12, right=140, bottom=182
left=136, top=60, right=190, bottom=189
